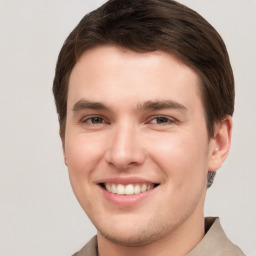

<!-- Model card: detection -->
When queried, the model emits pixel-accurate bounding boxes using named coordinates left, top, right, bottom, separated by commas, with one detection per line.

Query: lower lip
left=99, top=185, right=157, bottom=207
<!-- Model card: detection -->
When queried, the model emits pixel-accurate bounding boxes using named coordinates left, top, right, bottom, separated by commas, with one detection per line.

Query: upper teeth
left=105, top=183, right=154, bottom=195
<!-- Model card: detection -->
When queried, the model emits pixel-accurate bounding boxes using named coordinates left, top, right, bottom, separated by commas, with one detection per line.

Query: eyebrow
left=137, top=100, right=187, bottom=111
left=72, top=99, right=108, bottom=112
left=72, top=99, right=187, bottom=112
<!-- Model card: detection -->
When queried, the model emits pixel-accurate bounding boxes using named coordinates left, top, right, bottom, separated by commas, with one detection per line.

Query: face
left=64, top=45, right=217, bottom=246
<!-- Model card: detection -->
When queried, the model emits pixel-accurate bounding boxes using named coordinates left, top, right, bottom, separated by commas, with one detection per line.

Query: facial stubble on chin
left=95, top=185, right=206, bottom=248
left=95, top=208, right=187, bottom=248
left=98, top=221, right=173, bottom=247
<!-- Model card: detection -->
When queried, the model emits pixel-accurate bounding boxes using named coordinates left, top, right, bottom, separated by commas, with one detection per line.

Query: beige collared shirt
left=73, top=217, right=245, bottom=256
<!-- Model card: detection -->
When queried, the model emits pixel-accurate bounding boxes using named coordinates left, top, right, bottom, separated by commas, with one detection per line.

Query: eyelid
left=80, top=115, right=109, bottom=124
left=147, top=115, right=176, bottom=125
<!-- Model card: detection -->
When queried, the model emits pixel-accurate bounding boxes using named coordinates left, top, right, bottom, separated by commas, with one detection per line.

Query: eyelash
left=148, top=116, right=175, bottom=125
left=81, top=116, right=107, bottom=125
left=80, top=115, right=175, bottom=126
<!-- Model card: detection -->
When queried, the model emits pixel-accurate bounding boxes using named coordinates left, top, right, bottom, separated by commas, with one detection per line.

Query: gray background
left=0, top=0, right=255, bottom=255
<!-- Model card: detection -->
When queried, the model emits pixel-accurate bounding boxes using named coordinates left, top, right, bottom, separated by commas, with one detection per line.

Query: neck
left=97, top=211, right=205, bottom=256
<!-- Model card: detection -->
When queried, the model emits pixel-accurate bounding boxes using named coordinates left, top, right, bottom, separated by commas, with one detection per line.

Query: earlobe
left=208, top=116, right=232, bottom=172
left=59, top=130, right=68, bottom=166
left=64, top=157, right=68, bottom=166
left=62, top=146, right=68, bottom=166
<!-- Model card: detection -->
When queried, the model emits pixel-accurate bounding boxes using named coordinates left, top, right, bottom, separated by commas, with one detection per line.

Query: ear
left=208, top=116, right=232, bottom=172
left=59, top=130, right=68, bottom=166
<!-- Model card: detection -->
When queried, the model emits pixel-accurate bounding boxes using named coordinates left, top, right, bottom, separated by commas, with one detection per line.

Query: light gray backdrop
left=0, top=0, right=255, bottom=255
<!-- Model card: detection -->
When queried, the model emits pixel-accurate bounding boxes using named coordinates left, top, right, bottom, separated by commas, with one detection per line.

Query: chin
left=99, top=229, right=159, bottom=247
left=96, top=219, right=172, bottom=247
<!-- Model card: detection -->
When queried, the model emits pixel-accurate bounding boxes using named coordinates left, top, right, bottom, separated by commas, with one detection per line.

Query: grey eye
left=89, top=117, right=104, bottom=124
left=151, top=117, right=169, bottom=124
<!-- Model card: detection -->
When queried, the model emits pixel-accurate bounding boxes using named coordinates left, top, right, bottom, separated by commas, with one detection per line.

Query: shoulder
left=72, top=236, right=98, bottom=256
left=187, top=217, right=245, bottom=256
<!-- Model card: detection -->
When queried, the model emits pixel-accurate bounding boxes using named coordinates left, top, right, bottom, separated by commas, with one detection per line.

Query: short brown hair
left=53, top=0, right=234, bottom=187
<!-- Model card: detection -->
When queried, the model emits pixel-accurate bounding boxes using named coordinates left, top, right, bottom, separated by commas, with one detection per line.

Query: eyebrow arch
left=72, top=99, right=187, bottom=112
left=72, top=99, right=108, bottom=112
left=137, top=100, right=187, bottom=111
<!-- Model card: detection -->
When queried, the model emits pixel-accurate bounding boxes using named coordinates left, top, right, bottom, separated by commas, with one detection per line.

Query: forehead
left=68, top=45, right=203, bottom=112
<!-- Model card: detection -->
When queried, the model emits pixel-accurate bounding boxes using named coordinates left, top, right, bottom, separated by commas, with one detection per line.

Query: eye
left=150, top=116, right=173, bottom=124
left=82, top=116, right=105, bottom=125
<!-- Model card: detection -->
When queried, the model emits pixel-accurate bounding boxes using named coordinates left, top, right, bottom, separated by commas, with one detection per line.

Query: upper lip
left=95, top=176, right=160, bottom=185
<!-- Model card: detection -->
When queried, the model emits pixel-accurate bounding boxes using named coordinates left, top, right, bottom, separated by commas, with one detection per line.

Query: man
left=52, top=0, right=245, bottom=255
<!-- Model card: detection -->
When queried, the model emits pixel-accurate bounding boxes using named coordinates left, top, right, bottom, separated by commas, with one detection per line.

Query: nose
left=105, top=122, right=146, bottom=170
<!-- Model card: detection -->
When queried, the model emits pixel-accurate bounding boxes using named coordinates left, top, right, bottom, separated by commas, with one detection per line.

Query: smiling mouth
left=100, top=183, right=159, bottom=195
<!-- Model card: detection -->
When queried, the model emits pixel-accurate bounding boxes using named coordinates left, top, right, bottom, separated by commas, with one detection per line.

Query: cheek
left=64, top=134, right=105, bottom=201
left=64, top=135, right=104, bottom=209
left=151, top=134, right=209, bottom=215
left=65, top=134, right=103, bottom=172
left=148, top=132, right=209, bottom=186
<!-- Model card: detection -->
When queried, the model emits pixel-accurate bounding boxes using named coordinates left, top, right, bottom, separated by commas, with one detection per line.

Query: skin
left=63, top=45, right=232, bottom=256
